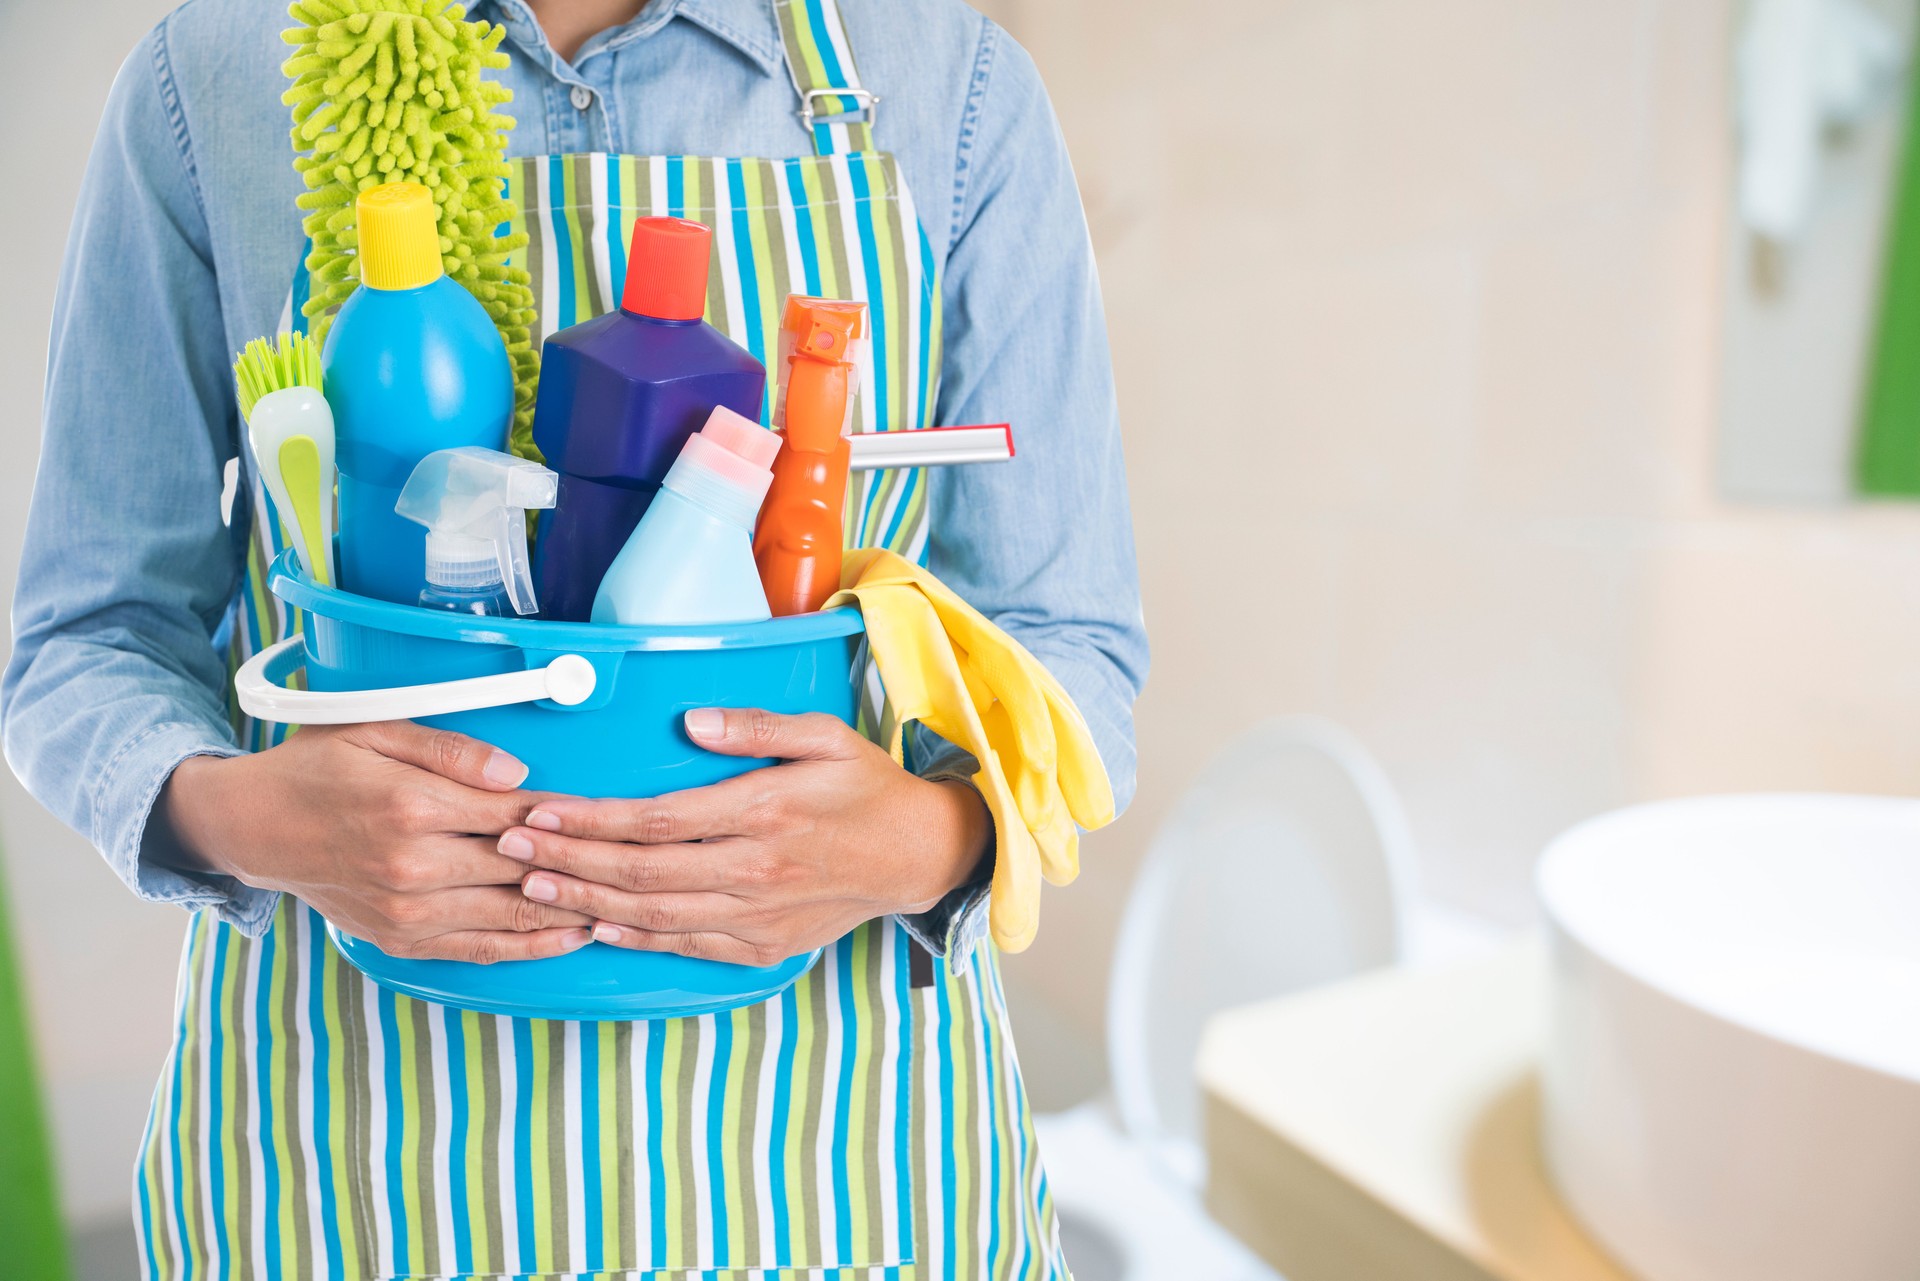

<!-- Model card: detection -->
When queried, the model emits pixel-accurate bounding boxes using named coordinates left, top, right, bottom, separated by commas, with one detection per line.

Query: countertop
left=1197, top=941, right=1634, bottom=1281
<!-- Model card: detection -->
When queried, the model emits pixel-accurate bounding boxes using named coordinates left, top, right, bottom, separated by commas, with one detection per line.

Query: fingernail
left=685, top=708, right=725, bottom=740
left=592, top=923, right=623, bottom=944
left=498, top=831, right=535, bottom=861
left=525, top=809, right=562, bottom=832
left=523, top=874, right=558, bottom=903
left=562, top=929, right=592, bottom=950
left=484, top=750, right=529, bottom=788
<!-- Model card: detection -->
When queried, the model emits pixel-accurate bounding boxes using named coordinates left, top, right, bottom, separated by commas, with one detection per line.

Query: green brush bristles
left=234, top=332, right=325, bottom=420
left=280, top=0, right=541, bottom=457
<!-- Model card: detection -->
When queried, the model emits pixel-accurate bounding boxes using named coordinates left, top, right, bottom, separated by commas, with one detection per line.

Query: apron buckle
left=799, top=86, right=879, bottom=131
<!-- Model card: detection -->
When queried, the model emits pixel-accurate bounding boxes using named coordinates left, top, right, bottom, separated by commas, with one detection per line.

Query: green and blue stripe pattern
left=137, top=902, right=1061, bottom=1278
left=152, top=1, right=1065, bottom=1275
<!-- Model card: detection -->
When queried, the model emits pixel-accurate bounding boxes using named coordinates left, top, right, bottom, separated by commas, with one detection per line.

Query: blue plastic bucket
left=237, top=550, right=864, bottom=1021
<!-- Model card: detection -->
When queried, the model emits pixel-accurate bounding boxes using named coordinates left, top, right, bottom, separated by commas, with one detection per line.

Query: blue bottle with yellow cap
left=322, top=181, right=515, bottom=605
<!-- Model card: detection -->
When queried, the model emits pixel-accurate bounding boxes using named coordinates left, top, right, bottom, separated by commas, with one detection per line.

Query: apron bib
left=135, top=3, right=1064, bottom=1278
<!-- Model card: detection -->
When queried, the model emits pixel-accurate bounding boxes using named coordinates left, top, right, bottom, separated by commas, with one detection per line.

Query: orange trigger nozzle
left=781, top=297, right=866, bottom=366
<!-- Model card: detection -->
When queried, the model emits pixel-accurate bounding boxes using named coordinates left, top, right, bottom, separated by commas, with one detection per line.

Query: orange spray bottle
left=754, top=297, right=869, bottom=615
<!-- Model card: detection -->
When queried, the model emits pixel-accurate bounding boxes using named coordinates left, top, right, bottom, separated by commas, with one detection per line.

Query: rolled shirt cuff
left=104, top=721, right=280, bottom=937
left=894, top=724, right=994, bottom=966
left=895, top=882, right=992, bottom=968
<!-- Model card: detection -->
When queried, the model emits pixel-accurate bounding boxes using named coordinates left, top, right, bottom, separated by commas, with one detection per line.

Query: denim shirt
left=2, top=0, right=1147, bottom=955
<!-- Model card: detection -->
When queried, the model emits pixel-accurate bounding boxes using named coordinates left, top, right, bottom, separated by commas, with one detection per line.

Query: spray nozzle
left=774, top=297, right=869, bottom=439
left=789, top=304, right=862, bottom=363
left=395, top=447, right=559, bottom=615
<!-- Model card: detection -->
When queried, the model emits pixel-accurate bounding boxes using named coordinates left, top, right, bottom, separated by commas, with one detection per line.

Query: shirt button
left=570, top=84, right=594, bottom=111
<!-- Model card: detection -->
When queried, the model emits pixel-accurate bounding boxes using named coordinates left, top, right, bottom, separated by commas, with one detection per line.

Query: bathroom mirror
left=1718, top=0, right=1919, bottom=503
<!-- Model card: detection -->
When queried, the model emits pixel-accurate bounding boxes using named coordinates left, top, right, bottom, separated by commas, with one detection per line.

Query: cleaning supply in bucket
left=847, top=423, right=1016, bottom=470
left=755, top=297, right=867, bottom=616
left=279, top=0, right=540, bottom=449
left=394, top=447, right=558, bottom=616
left=323, top=182, right=516, bottom=606
left=234, top=332, right=337, bottom=587
left=531, top=216, right=766, bottom=621
left=825, top=549, right=1115, bottom=953
left=592, top=407, right=782, bottom=625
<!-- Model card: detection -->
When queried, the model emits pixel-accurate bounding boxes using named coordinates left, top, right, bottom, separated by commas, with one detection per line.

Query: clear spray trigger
left=395, top=447, right=558, bottom=616
left=495, top=505, right=537, bottom=615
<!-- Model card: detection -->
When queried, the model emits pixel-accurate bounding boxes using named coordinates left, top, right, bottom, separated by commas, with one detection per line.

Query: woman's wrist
left=908, top=778, right=992, bottom=913
left=151, top=754, right=255, bottom=883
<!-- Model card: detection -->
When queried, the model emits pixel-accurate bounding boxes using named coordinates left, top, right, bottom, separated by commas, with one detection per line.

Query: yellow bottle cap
left=356, top=182, right=443, bottom=291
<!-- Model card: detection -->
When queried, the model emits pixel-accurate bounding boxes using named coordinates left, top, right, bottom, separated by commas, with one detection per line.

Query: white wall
left=983, top=0, right=1920, bottom=1078
left=0, top=0, right=192, bottom=1230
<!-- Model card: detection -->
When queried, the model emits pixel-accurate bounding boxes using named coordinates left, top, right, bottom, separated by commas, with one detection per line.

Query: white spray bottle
left=395, top=447, right=559, bottom=616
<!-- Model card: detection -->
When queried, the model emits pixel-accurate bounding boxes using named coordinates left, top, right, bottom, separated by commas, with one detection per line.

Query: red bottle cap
left=620, top=217, right=712, bottom=321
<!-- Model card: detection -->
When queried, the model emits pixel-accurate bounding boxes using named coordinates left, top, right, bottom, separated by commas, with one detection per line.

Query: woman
left=3, top=0, right=1145, bottom=1275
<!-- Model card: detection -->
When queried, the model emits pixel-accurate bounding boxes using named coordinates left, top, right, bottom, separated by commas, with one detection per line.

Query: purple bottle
left=530, top=217, right=766, bottom=621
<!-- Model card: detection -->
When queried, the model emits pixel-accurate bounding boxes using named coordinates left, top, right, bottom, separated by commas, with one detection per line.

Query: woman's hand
left=495, top=708, right=992, bottom=966
left=157, top=723, right=595, bottom=963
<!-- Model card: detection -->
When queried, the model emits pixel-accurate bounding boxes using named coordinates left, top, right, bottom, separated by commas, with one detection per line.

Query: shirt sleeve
left=891, top=725, right=993, bottom=965
left=0, top=29, right=275, bottom=935
left=896, top=19, right=1151, bottom=960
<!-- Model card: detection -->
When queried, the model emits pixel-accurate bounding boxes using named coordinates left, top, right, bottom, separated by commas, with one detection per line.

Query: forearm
left=1, top=26, right=264, bottom=926
left=148, top=754, right=258, bottom=881
left=920, top=776, right=993, bottom=899
left=1, top=618, right=263, bottom=926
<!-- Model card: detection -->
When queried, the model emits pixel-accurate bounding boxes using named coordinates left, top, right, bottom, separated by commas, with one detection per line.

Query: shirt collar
left=475, top=0, right=783, bottom=78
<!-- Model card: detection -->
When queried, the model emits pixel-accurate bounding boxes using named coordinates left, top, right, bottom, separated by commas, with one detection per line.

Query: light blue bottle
left=592, top=408, right=781, bottom=625
left=321, top=183, right=514, bottom=605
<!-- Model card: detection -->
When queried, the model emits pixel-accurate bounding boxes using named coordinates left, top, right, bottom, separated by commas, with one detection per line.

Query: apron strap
left=772, top=0, right=877, bottom=155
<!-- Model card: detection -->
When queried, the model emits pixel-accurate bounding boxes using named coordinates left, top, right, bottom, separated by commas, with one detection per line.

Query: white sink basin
left=1537, top=795, right=1920, bottom=1281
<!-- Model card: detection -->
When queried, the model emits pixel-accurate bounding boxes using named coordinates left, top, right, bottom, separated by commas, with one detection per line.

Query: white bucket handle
left=235, top=634, right=598, bottom=726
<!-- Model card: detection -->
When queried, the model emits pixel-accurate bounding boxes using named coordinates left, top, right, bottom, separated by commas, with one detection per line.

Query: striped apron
left=135, top=3, right=1066, bottom=1277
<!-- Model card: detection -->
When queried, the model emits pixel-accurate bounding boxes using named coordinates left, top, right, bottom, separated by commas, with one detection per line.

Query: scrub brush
left=279, top=0, right=541, bottom=459
left=235, top=333, right=339, bottom=587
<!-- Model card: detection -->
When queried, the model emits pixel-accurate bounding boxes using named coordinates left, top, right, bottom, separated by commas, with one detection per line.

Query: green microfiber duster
left=280, top=0, right=540, bottom=458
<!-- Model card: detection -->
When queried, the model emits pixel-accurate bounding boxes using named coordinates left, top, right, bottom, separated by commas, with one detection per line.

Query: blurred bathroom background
left=6, top=0, right=1920, bottom=1274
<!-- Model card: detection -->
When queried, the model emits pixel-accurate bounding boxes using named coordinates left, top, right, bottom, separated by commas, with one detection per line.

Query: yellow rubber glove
left=825, top=549, right=1115, bottom=951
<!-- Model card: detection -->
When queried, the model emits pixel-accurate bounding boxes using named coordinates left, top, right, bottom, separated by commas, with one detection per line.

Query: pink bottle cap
left=674, top=433, right=775, bottom=506
left=701, top=405, right=783, bottom=469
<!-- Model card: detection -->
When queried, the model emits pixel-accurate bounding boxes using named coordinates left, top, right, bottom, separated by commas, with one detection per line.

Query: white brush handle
left=247, top=386, right=337, bottom=585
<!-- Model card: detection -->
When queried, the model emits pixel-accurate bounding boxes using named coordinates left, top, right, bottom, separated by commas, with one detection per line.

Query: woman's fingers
left=515, top=720, right=869, bottom=845
left=399, top=926, right=593, bottom=965
left=517, top=726, right=864, bottom=847
left=344, top=722, right=563, bottom=838
left=353, top=720, right=529, bottom=791
left=497, top=826, right=767, bottom=893
left=517, top=770, right=781, bottom=845
left=683, top=708, right=864, bottom=762
left=378, top=836, right=555, bottom=893
left=588, top=923, right=801, bottom=969
left=518, top=871, right=751, bottom=935
left=408, top=885, right=596, bottom=933
left=365, top=887, right=593, bottom=964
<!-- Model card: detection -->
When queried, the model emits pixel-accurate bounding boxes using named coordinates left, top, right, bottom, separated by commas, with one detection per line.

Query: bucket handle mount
left=235, top=635, right=598, bottom=725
